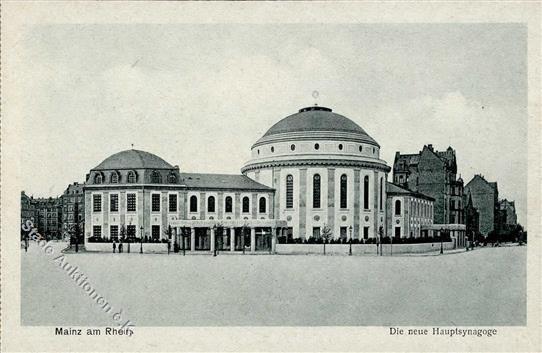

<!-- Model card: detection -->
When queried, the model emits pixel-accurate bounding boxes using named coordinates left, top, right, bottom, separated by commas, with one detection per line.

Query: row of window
left=94, top=171, right=177, bottom=185
left=393, top=199, right=433, bottom=218
left=188, top=195, right=267, bottom=214
left=93, top=193, right=268, bottom=214
left=286, top=174, right=384, bottom=211
left=312, top=226, right=372, bottom=240
left=93, top=225, right=162, bottom=240
left=258, top=144, right=377, bottom=155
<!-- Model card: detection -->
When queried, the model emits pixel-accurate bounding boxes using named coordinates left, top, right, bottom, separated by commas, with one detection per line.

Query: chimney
left=427, top=144, right=433, bottom=151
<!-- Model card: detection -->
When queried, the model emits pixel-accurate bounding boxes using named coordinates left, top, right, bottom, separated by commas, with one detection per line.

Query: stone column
left=250, top=227, right=256, bottom=253
left=230, top=227, right=235, bottom=251
left=210, top=227, right=216, bottom=253
left=271, top=227, right=277, bottom=254
left=190, top=227, right=195, bottom=251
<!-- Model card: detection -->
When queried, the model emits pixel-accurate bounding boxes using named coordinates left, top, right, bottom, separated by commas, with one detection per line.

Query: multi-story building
left=393, top=145, right=464, bottom=225
left=33, top=197, right=63, bottom=239
left=61, top=182, right=85, bottom=240
left=464, top=174, right=499, bottom=236
left=385, top=182, right=434, bottom=239
left=21, top=191, right=37, bottom=237
left=242, top=105, right=390, bottom=241
left=495, top=199, right=518, bottom=234
left=464, top=191, right=480, bottom=240
left=84, top=105, right=390, bottom=252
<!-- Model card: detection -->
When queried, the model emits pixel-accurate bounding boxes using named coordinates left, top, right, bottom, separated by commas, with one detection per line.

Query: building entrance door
left=195, top=228, right=210, bottom=250
left=255, top=228, right=271, bottom=251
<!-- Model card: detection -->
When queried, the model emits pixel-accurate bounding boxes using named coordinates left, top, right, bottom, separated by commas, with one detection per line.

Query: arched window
left=94, top=173, right=103, bottom=184
left=242, top=196, right=250, bottom=213
left=259, top=197, right=266, bottom=213
left=207, top=196, right=215, bottom=213
left=151, top=171, right=162, bottom=184
left=380, top=177, right=383, bottom=211
left=340, top=174, right=347, bottom=209
left=286, top=175, right=294, bottom=209
left=127, top=171, right=136, bottom=183
left=189, top=195, right=198, bottom=212
left=167, top=173, right=177, bottom=184
left=225, top=196, right=233, bottom=213
left=313, top=174, right=321, bottom=208
left=110, top=172, right=119, bottom=184
left=395, top=200, right=402, bottom=216
left=363, top=175, right=369, bottom=209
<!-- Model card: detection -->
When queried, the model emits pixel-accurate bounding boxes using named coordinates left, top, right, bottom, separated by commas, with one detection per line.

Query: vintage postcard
left=1, top=1, right=540, bottom=352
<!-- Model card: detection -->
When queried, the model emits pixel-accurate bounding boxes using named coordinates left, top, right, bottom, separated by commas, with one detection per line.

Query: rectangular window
left=312, top=227, right=321, bottom=239
left=92, top=225, right=101, bottom=238
left=363, top=226, right=369, bottom=239
left=93, top=194, right=102, bottom=212
left=152, top=194, right=160, bottom=212
left=110, top=225, right=119, bottom=240
left=127, top=193, right=136, bottom=212
left=340, top=226, right=347, bottom=240
left=169, top=194, right=177, bottom=213
left=152, top=225, right=160, bottom=240
left=127, top=225, right=136, bottom=239
left=110, top=194, right=119, bottom=212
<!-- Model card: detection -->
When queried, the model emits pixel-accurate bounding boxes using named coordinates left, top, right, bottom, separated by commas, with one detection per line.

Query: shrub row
left=86, top=236, right=168, bottom=243
left=277, top=235, right=452, bottom=245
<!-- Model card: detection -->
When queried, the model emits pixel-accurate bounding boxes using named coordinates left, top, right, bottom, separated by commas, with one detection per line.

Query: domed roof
left=258, top=106, right=378, bottom=146
left=93, top=149, right=174, bottom=170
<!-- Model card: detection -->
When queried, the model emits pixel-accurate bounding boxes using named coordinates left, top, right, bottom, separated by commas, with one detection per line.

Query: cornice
left=241, top=159, right=391, bottom=173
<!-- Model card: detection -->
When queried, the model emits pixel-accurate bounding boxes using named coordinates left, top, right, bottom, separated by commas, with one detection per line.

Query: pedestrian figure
left=113, top=241, right=117, bottom=253
left=119, top=242, right=123, bottom=253
left=167, top=241, right=171, bottom=255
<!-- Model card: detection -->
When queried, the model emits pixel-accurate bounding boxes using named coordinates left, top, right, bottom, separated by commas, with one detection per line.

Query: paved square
left=21, top=242, right=526, bottom=326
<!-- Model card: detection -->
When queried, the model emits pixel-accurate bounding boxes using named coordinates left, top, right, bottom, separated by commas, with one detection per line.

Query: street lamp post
left=213, top=225, right=217, bottom=257
left=140, top=226, right=144, bottom=254
left=348, top=226, right=352, bottom=256
left=440, top=229, right=444, bottom=255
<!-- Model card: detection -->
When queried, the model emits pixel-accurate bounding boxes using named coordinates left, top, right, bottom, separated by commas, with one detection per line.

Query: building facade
left=393, top=145, right=464, bottom=225
left=84, top=149, right=285, bottom=252
left=495, top=199, right=518, bottom=235
left=34, top=197, right=63, bottom=239
left=21, top=191, right=37, bottom=237
left=464, top=191, right=480, bottom=240
left=242, top=106, right=390, bottom=241
left=61, top=182, right=85, bottom=240
left=385, top=182, right=435, bottom=239
left=464, top=174, right=498, bottom=236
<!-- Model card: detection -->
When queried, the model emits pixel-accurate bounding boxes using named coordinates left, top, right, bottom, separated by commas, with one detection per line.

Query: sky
left=16, top=23, right=527, bottom=224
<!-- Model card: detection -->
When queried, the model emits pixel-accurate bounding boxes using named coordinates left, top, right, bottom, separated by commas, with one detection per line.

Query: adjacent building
left=33, top=197, right=63, bottom=239
left=464, top=191, right=480, bottom=239
left=464, top=174, right=499, bottom=236
left=385, top=182, right=434, bottom=239
left=393, top=145, right=464, bottom=225
left=60, top=182, right=85, bottom=240
left=496, top=199, right=518, bottom=233
left=21, top=191, right=37, bottom=237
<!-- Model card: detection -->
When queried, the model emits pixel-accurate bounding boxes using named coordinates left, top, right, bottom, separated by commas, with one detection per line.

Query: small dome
left=93, top=149, right=173, bottom=170
left=256, top=106, right=378, bottom=146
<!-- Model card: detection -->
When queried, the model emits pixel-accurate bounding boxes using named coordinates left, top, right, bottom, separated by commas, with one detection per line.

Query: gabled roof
left=179, top=173, right=273, bottom=191
left=386, top=182, right=435, bottom=201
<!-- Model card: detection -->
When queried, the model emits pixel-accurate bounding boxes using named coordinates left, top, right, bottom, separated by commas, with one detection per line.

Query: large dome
left=93, top=149, right=173, bottom=170
left=254, top=106, right=378, bottom=147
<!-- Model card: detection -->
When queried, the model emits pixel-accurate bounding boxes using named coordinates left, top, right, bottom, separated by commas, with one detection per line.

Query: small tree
left=321, top=224, right=333, bottom=255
